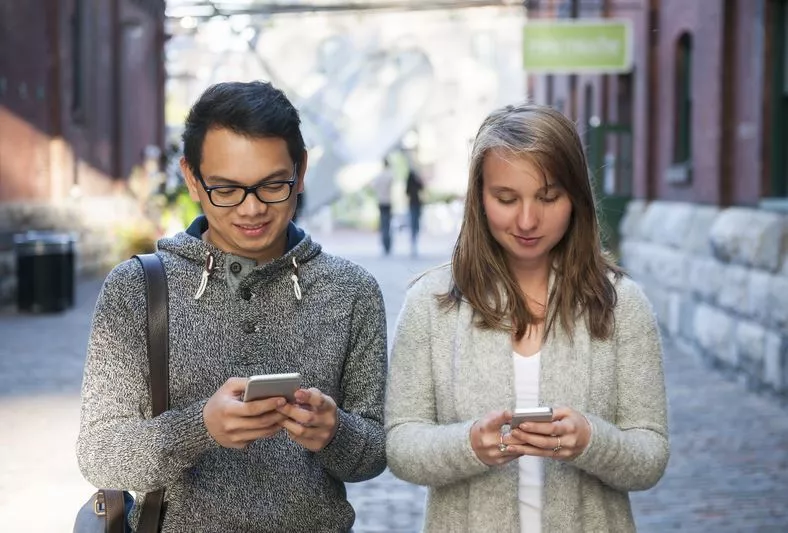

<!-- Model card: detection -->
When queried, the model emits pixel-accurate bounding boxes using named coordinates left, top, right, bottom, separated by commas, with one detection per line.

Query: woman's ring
left=552, top=436, right=562, bottom=455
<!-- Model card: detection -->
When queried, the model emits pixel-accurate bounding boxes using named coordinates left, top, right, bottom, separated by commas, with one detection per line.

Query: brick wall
left=0, top=0, right=165, bottom=308
left=0, top=0, right=56, bottom=201
left=0, top=0, right=165, bottom=203
left=730, top=0, right=767, bottom=205
left=655, top=0, right=725, bottom=204
left=527, top=0, right=770, bottom=207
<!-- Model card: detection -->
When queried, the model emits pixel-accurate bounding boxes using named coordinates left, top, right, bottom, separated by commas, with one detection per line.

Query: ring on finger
left=498, top=432, right=507, bottom=453
left=551, top=436, right=562, bottom=455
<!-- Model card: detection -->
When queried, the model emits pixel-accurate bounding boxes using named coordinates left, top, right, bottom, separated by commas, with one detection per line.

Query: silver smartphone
left=243, top=373, right=301, bottom=403
left=511, top=407, right=553, bottom=427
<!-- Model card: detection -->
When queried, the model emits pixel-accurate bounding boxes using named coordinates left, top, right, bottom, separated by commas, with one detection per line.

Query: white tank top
left=513, top=351, right=542, bottom=533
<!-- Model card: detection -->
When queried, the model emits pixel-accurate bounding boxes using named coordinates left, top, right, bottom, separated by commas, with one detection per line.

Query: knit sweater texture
left=77, top=221, right=388, bottom=532
left=385, top=266, right=669, bottom=532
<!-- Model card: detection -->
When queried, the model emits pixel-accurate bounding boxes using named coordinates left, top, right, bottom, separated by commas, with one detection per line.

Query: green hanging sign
left=523, top=19, right=633, bottom=73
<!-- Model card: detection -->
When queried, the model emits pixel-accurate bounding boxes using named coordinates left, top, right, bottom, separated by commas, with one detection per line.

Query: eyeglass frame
left=195, top=164, right=299, bottom=208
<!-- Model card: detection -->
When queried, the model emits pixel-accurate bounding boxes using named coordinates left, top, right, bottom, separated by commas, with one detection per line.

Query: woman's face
left=481, top=150, right=573, bottom=270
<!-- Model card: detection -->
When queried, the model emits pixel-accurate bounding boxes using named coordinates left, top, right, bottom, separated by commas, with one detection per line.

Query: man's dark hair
left=182, top=81, right=306, bottom=179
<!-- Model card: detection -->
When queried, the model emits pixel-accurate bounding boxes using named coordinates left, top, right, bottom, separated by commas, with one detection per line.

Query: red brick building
left=0, top=0, right=166, bottom=305
left=0, top=0, right=166, bottom=202
left=529, top=0, right=788, bottom=399
left=529, top=0, right=786, bottom=208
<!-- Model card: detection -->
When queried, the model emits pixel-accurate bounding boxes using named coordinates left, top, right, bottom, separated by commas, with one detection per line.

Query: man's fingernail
left=278, top=399, right=286, bottom=407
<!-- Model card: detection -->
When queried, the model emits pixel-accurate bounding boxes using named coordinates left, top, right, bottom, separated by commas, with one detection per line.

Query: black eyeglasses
left=197, top=165, right=298, bottom=208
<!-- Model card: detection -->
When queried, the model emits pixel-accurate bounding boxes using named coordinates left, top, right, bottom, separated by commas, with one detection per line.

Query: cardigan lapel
left=539, top=268, right=591, bottom=410
left=538, top=318, right=591, bottom=413
left=540, top=308, right=593, bottom=532
left=452, top=300, right=515, bottom=420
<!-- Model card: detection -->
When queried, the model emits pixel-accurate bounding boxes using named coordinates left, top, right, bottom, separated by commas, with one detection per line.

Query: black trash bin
left=14, top=231, right=76, bottom=313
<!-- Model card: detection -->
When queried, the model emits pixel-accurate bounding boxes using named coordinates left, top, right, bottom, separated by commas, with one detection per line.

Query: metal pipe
left=166, top=0, right=521, bottom=19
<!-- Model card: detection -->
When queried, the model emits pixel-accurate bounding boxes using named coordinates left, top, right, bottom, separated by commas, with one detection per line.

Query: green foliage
left=113, top=219, right=158, bottom=259
left=161, top=186, right=202, bottom=230
left=331, top=189, right=379, bottom=230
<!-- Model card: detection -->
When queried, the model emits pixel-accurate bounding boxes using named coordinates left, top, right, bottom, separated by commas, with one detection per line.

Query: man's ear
left=180, top=157, right=202, bottom=202
left=296, top=151, right=309, bottom=194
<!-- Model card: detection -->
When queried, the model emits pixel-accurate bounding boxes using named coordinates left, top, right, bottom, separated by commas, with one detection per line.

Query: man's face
left=182, top=127, right=306, bottom=263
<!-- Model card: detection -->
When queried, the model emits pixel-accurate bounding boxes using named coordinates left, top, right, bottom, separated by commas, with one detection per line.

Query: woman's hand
left=470, top=410, right=520, bottom=466
left=504, top=406, right=592, bottom=460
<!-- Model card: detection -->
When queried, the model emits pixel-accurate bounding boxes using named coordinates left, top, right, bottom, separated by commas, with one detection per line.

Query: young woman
left=385, top=103, right=669, bottom=533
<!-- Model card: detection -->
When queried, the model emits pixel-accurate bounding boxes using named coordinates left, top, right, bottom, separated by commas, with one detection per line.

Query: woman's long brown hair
left=439, top=103, right=622, bottom=341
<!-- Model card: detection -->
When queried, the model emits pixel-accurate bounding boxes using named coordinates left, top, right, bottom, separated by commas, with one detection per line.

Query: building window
left=673, top=33, right=692, bottom=165
left=71, top=0, right=87, bottom=122
left=767, top=0, right=788, bottom=200
left=665, top=32, right=693, bottom=185
left=583, top=83, right=594, bottom=152
left=617, top=73, right=633, bottom=126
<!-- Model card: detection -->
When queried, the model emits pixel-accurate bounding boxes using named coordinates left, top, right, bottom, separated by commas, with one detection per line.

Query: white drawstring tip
left=291, top=274, right=302, bottom=301
left=194, top=270, right=209, bottom=300
left=290, top=257, right=302, bottom=300
left=193, top=252, right=215, bottom=300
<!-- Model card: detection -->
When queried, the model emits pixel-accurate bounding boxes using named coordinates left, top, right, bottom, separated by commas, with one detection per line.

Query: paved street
left=1, top=228, right=787, bottom=532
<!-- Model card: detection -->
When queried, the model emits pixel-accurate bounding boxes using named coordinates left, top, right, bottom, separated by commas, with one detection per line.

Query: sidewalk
left=0, top=228, right=786, bottom=532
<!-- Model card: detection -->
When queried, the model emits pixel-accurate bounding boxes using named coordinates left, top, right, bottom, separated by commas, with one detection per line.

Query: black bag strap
left=134, top=253, right=169, bottom=533
left=136, top=253, right=169, bottom=416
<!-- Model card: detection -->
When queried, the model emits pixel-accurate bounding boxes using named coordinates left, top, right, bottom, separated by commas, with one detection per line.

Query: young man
left=77, top=81, right=388, bottom=532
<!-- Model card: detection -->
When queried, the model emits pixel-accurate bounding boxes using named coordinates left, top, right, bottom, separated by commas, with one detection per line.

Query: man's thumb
left=223, top=377, right=248, bottom=394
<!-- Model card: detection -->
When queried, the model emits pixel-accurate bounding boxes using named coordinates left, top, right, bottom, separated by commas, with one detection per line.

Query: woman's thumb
left=485, top=409, right=512, bottom=430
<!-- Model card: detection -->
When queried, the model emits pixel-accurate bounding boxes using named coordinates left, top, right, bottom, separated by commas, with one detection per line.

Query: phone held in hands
left=511, top=406, right=553, bottom=428
left=243, top=373, right=301, bottom=403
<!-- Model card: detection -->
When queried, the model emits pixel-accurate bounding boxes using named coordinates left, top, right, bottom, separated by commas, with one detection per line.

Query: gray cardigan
left=385, top=266, right=669, bottom=532
left=77, top=228, right=387, bottom=532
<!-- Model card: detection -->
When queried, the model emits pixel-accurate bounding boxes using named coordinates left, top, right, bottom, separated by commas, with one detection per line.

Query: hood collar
left=157, top=215, right=321, bottom=278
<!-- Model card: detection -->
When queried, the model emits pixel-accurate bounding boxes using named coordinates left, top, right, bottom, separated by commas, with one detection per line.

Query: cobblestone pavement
left=0, top=228, right=787, bottom=532
left=630, top=341, right=788, bottom=533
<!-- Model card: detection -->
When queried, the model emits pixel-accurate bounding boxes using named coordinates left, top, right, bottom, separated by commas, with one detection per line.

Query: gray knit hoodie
left=77, top=219, right=388, bottom=532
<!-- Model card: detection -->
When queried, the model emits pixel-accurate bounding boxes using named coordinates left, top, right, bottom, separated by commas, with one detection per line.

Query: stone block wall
left=620, top=200, right=788, bottom=401
left=0, top=195, right=149, bottom=309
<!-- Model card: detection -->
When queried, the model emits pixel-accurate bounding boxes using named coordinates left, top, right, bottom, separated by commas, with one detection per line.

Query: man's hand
left=203, top=378, right=288, bottom=449
left=276, top=388, right=339, bottom=452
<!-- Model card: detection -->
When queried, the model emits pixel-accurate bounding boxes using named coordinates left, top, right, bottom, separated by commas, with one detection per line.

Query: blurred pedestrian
left=405, top=163, right=423, bottom=257
left=385, top=103, right=669, bottom=532
left=372, top=158, right=394, bottom=255
left=77, top=80, right=388, bottom=532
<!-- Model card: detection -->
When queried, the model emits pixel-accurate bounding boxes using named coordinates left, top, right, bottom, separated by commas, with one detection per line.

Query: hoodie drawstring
left=194, top=252, right=216, bottom=300
left=192, top=251, right=301, bottom=301
left=291, top=257, right=302, bottom=301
